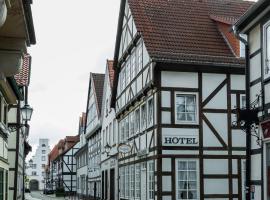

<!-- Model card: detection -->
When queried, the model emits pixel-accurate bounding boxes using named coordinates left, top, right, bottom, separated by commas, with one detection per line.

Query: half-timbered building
left=100, top=60, right=118, bottom=200
left=53, top=136, right=79, bottom=195
left=234, top=1, right=270, bottom=199
left=85, top=73, right=105, bottom=199
left=75, top=113, right=88, bottom=199
left=111, top=0, right=253, bottom=199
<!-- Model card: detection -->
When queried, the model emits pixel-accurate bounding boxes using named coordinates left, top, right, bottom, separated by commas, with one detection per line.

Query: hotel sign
left=162, top=135, right=199, bottom=146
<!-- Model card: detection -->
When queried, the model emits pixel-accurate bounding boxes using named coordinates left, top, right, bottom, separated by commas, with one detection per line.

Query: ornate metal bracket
left=233, top=93, right=262, bottom=146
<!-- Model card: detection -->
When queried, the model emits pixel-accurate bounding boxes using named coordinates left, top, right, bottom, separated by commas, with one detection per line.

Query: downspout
left=233, top=26, right=251, bottom=200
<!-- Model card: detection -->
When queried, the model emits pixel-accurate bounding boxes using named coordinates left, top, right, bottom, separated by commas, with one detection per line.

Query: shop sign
left=162, top=135, right=199, bottom=146
left=262, top=121, right=270, bottom=139
left=118, top=143, right=132, bottom=154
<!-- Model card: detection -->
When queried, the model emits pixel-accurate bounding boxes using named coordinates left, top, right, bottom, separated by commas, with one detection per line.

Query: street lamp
left=8, top=104, right=33, bottom=132
left=21, top=104, right=33, bottom=122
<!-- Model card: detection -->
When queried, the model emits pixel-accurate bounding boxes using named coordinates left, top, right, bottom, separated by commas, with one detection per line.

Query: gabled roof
left=234, top=0, right=269, bottom=33
left=107, top=60, right=115, bottom=88
left=14, top=54, right=31, bottom=86
left=116, top=0, right=253, bottom=67
left=91, top=73, right=105, bottom=115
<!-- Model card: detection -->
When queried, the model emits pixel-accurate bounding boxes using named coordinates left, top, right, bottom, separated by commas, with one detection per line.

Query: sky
left=27, top=0, right=120, bottom=159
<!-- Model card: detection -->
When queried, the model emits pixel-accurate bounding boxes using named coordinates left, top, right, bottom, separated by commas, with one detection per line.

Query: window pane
left=187, top=113, right=195, bottom=121
left=188, top=161, right=196, bottom=170
left=267, top=26, right=270, bottom=60
left=179, top=162, right=187, bottom=170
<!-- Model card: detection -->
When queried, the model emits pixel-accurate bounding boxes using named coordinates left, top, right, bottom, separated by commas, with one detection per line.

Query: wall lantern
left=21, top=104, right=33, bottom=122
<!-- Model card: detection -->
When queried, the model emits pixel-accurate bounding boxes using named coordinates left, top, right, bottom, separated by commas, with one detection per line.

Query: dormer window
left=263, top=20, right=270, bottom=79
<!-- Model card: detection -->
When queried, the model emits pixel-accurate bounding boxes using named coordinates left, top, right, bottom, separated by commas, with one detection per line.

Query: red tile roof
left=14, top=54, right=31, bottom=86
left=91, top=73, right=105, bottom=115
left=107, top=60, right=114, bottom=88
left=128, top=0, right=253, bottom=67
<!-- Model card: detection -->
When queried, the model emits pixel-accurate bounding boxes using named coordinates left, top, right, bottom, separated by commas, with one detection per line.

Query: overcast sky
left=27, top=0, right=120, bottom=159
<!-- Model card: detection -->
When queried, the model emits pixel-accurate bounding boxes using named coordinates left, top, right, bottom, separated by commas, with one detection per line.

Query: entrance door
left=110, top=169, right=115, bottom=200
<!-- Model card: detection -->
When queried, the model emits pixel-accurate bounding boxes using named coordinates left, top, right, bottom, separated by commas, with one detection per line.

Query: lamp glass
left=21, top=104, right=33, bottom=121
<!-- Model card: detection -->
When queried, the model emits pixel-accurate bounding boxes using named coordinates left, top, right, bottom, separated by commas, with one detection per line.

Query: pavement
left=25, top=191, right=69, bottom=200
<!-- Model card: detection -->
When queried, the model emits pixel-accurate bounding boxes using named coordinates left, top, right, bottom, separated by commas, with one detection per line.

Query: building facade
left=100, top=61, right=118, bottom=200
left=85, top=73, right=104, bottom=199
left=53, top=136, right=79, bottom=195
left=26, top=139, right=50, bottom=191
left=0, top=0, right=36, bottom=199
left=110, top=0, right=253, bottom=199
left=234, top=0, right=270, bottom=199
left=75, top=113, right=89, bottom=198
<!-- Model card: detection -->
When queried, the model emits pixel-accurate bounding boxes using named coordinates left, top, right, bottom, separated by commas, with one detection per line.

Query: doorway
left=110, top=169, right=115, bottom=200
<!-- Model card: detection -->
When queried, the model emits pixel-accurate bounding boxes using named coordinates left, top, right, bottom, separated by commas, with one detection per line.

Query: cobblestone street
left=25, top=192, right=67, bottom=200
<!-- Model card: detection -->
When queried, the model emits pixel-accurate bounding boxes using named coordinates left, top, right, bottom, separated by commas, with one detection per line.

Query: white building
left=234, top=0, right=270, bottom=199
left=26, top=139, right=50, bottom=191
left=100, top=61, right=118, bottom=200
left=85, top=73, right=105, bottom=199
left=110, top=0, right=252, bottom=199
left=75, top=113, right=88, bottom=198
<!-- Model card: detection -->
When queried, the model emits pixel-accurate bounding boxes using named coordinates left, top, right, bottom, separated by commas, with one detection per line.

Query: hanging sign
left=118, top=143, right=132, bottom=154
left=262, top=121, right=270, bottom=139
left=162, top=135, right=199, bottom=146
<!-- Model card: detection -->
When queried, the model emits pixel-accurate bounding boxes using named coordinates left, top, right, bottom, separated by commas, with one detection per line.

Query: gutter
left=233, top=28, right=251, bottom=200
left=7, top=77, right=24, bottom=101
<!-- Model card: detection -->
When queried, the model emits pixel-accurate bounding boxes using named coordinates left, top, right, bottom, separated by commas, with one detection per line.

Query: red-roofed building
left=47, top=136, right=79, bottom=194
left=110, top=0, right=253, bottom=199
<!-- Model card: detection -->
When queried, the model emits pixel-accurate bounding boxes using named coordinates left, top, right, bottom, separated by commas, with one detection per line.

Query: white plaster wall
left=204, top=179, right=228, bottom=194
left=161, top=91, right=170, bottom=108
left=251, top=154, right=261, bottom=181
left=161, top=72, right=198, bottom=88
left=249, top=25, right=261, bottom=54
left=204, top=159, right=228, bottom=174
left=250, top=54, right=262, bottom=82
left=202, top=73, right=226, bottom=101
left=231, top=75, right=245, bottom=91
left=264, top=83, right=270, bottom=104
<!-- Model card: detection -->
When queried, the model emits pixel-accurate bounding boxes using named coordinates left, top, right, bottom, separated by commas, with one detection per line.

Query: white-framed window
left=109, top=123, right=112, bottom=145
left=126, top=58, right=131, bottom=85
left=125, top=166, right=130, bottom=198
left=175, top=93, right=198, bottom=124
left=137, top=41, right=143, bottom=74
left=121, top=66, right=126, bottom=92
left=42, top=156, right=45, bottom=161
left=125, top=116, right=129, bottom=139
left=141, top=103, right=147, bottom=130
left=130, top=111, right=135, bottom=136
left=131, top=49, right=136, bottom=80
left=120, top=167, right=125, bottom=198
left=242, top=160, right=246, bottom=200
left=130, top=165, right=135, bottom=198
left=176, top=159, right=199, bottom=200
left=135, top=108, right=140, bottom=134
left=135, top=164, right=141, bottom=198
left=148, top=161, right=155, bottom=200
left=240, top=94, right=246, bottom=109
left=263, top=20, right=270, bottom=78
left=120, top=120, right=125, bottom=142
left=148, top=98, right=154, bottom=127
